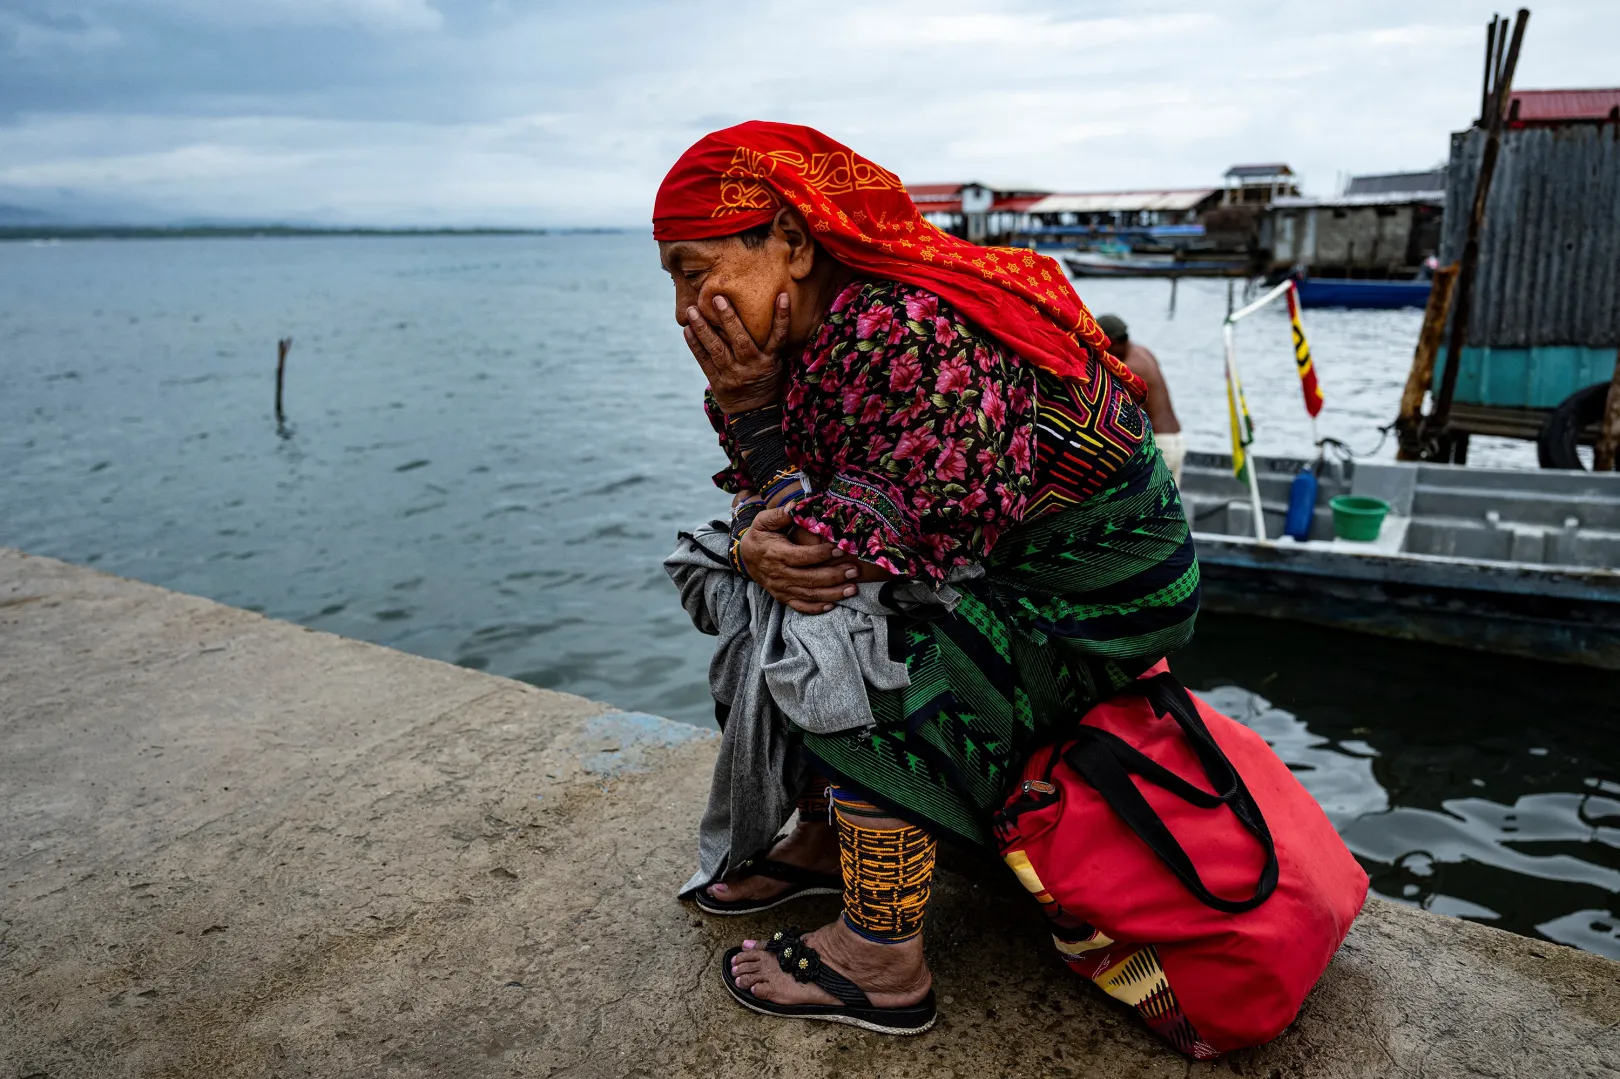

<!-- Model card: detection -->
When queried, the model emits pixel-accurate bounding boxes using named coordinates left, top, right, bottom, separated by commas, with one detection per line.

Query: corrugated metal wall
left=1441, top=124, right=1620, bottom=349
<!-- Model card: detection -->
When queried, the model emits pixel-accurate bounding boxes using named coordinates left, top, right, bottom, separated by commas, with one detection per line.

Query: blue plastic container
left=1284, top=469, right=1318, bottom=541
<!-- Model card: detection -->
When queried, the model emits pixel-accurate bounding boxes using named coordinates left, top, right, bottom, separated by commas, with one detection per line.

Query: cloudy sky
left=1, top=0, right=1615, bottom=226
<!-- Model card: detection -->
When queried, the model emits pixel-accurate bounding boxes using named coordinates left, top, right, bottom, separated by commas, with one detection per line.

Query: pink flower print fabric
left=705, top=279, right=1038, bottom=582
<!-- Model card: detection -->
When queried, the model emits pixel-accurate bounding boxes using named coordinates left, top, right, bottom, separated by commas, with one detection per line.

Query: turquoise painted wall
left=1433, top=346, right=1618, bottom=409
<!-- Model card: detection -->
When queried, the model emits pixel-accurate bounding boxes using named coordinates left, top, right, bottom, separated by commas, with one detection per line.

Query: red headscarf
left=653, top=121, right=1144, bottom=397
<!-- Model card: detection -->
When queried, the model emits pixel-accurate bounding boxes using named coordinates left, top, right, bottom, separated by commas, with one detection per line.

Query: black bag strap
left=1063, top=672, right=1278, bottom=914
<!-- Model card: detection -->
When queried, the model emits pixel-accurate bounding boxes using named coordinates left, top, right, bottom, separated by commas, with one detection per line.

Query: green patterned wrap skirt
left=799, top=438, right=1200, bottom=846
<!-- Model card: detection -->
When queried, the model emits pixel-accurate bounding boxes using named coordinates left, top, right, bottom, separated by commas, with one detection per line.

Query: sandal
left=694, top=843, right=841, bottom=916
left=721, top=928, right=937, bottom=1036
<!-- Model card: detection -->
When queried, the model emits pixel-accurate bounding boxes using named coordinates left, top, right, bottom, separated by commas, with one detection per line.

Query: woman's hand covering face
left=740, top=507, right=859, bottom=614
left=684, top=292, right=791, bottom=415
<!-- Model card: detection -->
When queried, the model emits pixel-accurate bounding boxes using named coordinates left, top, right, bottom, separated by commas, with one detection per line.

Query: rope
left=1315, top=423, right=1395, bottom=462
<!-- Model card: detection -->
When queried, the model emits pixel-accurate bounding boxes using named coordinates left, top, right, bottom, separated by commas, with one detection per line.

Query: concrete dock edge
left=3, top=547, right=1617, bottom=1077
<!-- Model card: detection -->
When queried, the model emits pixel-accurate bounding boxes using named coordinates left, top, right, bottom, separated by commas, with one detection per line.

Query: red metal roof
left=909, top=184, right=962, bottom=216
left=1508, top=88, right=1620, bottom=125
left=908, top=184, right=1049, bottom=215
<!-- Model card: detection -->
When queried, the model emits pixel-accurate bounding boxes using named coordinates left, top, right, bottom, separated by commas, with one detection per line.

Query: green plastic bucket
left=1329, top=495, right=1390, bottom=542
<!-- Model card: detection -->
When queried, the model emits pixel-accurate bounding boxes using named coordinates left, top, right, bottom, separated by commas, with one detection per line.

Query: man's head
left=1097, top=314, right=1129, bottom=359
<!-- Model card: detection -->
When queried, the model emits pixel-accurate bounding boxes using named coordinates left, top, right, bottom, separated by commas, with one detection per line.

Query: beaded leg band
left=831, top=786, right=937, bottom=944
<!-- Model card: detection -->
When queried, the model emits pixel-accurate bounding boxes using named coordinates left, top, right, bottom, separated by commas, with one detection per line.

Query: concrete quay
left=2, top=546, right=1618, bottom=1078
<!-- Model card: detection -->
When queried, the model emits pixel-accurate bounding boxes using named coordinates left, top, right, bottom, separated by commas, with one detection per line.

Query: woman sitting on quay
left=656, top=122, right=1199, bottom=1035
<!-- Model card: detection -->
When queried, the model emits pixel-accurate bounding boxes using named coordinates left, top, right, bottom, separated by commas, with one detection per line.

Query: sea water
left=2, top=232, right=1614, bottom=956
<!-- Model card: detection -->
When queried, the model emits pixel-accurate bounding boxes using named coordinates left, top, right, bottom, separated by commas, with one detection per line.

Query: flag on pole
left=1285, top=282, right=1325, bottom=417
left=1225, top=356, right=1255, bottom=479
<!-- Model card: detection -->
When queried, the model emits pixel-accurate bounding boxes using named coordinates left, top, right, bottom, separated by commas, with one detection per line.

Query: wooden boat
left=1178, top=451, right=1620, bottom=668
left=1295, top=277, right=1432, bottom=309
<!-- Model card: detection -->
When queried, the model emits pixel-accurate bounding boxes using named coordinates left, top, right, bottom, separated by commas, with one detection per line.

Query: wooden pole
left=1396, top=264, right=1460, bottom=460
left=1168, top=273, right=1178, bottom=319
left=1596, top=346, right=1620, bottom=471
left=1480, top=16, right=1498, bottom=124
left=275, top=337, right=292, bottom=423
left=1494, top=18, right=1511, bottom=93
left=1428, top=9, right=1529, bottom=454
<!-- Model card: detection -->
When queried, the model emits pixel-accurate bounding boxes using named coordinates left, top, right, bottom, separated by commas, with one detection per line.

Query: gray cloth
left=664, top=521, right=975, bottom=896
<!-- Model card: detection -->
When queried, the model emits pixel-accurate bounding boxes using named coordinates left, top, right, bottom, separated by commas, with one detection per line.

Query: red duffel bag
left=992, top=666, right=1367, bottom=1059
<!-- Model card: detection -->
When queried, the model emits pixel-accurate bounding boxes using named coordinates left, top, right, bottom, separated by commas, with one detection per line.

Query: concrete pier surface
left=3, top=547, right=1617, bottom=1079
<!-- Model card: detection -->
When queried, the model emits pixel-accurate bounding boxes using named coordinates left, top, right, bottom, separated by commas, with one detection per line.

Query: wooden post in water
left=1168, top=273, right=1178, bottom=319
left=1395, top=264, right=1460, bottom=460
left=1596, top=347, right=1620, bottom=472
left=275, top=337, right=292, bottom=423
left=1428, top=8, right=1529, bottom=461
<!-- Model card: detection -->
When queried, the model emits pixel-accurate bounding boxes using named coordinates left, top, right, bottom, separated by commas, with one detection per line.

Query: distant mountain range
left=0, top=185, right=175, bottom=227
left=0, top=186, right=572, bottom=238
left=0, top=223, right=554, bottom=239
left=0, top=203, right=59, bottom=226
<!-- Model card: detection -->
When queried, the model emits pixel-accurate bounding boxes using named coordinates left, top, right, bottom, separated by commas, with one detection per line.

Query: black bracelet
left=731, top=500, right=764, bottom=535
left=726, top=406, right=792, bottom=489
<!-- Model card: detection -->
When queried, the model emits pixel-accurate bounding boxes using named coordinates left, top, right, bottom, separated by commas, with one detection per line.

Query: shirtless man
left=1097, top=313, right=1184, bottom=484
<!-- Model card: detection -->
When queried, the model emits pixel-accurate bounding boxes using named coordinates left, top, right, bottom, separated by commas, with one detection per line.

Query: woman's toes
left=731, top=959, right=777, bottom=992
left=708, top=883, right=731, bottom=898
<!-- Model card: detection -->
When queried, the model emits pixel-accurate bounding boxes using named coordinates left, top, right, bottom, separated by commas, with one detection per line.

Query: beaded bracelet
left=725, top=404, right=782, bottom=442
left=726, top=405, right=791, bottom=490
left=763, top=469, right=811, bottom=505
left=729, top=527, right=751, bottom=578
left=732, top=498, right=764, bottom=532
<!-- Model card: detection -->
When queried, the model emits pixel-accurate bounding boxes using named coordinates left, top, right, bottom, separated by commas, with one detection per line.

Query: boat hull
left=1179, top=450, right=1620, bottom=668
left=1295, top=277, right=1432, bottom=309
left=1193, top=533, right=1620, bottom=669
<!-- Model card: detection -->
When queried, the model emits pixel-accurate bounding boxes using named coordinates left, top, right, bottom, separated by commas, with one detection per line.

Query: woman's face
left=659, top=233, right=790, bottom=349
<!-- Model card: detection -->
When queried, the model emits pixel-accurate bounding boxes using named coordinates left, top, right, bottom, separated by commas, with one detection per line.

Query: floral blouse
left=706, top=278, right=1046, bottom=582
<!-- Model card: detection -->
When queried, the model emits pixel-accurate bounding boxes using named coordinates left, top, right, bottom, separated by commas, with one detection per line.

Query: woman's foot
left=727, top=916, right=932, bottom=1010
left=705, top=819, right=839, bottom=906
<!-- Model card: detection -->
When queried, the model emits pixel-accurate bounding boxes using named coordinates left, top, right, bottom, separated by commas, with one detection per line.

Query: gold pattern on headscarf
left=711, top=147, right=782, bottom=219
left=711, top=145, right=902, bottom=220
